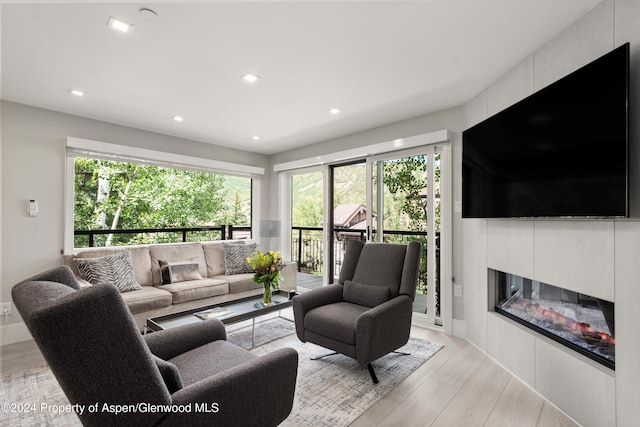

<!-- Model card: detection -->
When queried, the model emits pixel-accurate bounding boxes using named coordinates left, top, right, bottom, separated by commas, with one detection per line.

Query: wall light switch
left=1, top=302, right=11, bottom=315
left=454, top=284, right=463, bottom=298
left=28, top=199, right=38, bottom=217
left=454, top=201, right=462, bottom=213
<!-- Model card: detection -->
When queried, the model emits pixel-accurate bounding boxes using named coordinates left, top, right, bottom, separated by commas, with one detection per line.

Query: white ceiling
left=1, top=1, right=601, bottom=155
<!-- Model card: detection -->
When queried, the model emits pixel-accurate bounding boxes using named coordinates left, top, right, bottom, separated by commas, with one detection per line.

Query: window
left=73, top=157, right=251, bottom=247
left=65, top=137, right=263, bottom=252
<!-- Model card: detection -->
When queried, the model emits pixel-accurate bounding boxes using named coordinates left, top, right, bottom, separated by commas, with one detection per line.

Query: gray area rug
left=1, top=315, right=442, bottom=426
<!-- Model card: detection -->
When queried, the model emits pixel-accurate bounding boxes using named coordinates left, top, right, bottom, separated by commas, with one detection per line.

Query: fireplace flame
left=524, top=302, right=615, bottom=346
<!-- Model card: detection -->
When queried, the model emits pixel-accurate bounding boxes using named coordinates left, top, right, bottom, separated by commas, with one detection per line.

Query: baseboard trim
left=452, top=318, right=466, bottom=339
left=411, top=315, right=441, bottom=331
left=1, top=322, right=32, bottom=346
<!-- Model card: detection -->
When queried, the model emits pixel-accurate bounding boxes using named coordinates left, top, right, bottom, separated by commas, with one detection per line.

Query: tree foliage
left=74, top=158, right=251, bottom=246
left=289, top=155, right=440, bottom=297
left=292, top=171, right=324, bottom=227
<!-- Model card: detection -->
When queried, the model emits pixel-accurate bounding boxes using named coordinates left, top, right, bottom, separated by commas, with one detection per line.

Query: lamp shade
left=259, top=220, right=281, bottom=238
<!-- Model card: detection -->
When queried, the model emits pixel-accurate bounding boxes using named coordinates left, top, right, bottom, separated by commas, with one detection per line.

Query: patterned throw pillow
left=223, top=242, right=257, bottom=275
left=74, top=251, right=142, bottom=293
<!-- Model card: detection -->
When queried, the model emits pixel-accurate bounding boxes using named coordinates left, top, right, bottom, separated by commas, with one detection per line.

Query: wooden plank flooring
left=350, top=326, right=580, bottom=427
left=1, top=326, right=579, bottom=427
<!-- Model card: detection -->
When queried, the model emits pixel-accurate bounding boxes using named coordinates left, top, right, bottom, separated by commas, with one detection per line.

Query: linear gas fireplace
left=491, top=270, right=615, bottom=369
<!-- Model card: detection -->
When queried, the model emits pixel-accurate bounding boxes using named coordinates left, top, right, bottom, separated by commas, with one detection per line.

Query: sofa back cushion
left=72, top=246, right=152, bottom=287
left=149, top=243, right=207, bottom=286
left=202, top=241, right=230, bottom=277
left=202, top=240, right=251, bottom=277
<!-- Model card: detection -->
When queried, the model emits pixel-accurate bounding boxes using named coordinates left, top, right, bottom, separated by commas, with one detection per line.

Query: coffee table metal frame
left=145, top=290, right=294, bottom=349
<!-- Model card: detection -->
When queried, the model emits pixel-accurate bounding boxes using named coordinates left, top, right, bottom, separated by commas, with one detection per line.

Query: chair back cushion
left=351, top=243, right=408, bottom=297
left=339, top=240, right=422, bottom=300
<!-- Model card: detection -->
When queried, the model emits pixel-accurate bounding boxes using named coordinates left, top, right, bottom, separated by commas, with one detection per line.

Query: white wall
left=461, top=1, right=640, bottom=425
left=0, top=101, right=270, bottom=333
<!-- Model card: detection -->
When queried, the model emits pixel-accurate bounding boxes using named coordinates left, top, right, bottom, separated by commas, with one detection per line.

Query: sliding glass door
left=328, top=147, right=444, bottom=325
left=377, top=151, right=441, bottom=324
left=286, top=168, right=324, bottom=291
left=280, top=141, right=450, bottom=328
left=329, top=161, right=370, bottom=280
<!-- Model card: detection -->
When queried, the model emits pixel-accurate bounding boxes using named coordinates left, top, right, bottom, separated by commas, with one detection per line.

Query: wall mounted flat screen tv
left=462, top=43, right=629, bottom=218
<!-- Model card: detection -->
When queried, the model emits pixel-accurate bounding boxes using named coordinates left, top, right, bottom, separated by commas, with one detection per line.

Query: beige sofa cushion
left=71, top=246, right=153, bottom=287
left=210, top=273, right=259, bottom=294
left=202, top=242, right=227, bottom=277
left=149, top=243, right=207, bottom=286
left=202, top=241, right=247, bottom=277
left=120, top=286, right=172, bottom=314
left=159, top=278, right=229, bottom=304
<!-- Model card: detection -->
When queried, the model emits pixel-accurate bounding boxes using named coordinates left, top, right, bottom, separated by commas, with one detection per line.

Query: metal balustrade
left=74, top=225, right=253, bottom=247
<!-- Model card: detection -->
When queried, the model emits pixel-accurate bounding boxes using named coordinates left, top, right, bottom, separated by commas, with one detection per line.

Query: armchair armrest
left=355, top=295, right=413, bottom=365
left=144, top=319, right=227, bottom=360
left=165, top=347, right=298, bottom=427
left=292, top=283, right=344, bottom=341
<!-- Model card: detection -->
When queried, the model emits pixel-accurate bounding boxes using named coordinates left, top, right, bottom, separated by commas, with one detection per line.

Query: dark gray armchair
left=292, top=239, right=421, bottom=383
left=12, top=266, right=298, bottom=427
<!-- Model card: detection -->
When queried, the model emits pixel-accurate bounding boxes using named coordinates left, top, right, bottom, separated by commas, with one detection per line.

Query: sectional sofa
left=63, top=240, right=296, bottom=330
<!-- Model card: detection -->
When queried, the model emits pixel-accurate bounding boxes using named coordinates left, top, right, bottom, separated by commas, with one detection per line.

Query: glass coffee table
left=145, top=290, right=294, bottom=349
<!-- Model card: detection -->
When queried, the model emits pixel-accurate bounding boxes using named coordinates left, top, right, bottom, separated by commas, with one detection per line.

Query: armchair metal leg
left=309, top=351, right=382, bottom=384
left=367, top=363, right=379, bottom=384
left=367, top=352, right=409, bottom=384
left=310, top=351, right=338, bottom=360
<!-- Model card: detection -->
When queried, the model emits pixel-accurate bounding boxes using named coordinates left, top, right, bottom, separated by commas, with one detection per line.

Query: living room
left=2, top=1, right=640, bottom=426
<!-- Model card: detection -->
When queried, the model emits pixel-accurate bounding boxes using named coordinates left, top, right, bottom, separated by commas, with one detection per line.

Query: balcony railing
left=291, top=226, right=439, bottom=316
left=291, top=226, right=438, bottom=280
left=75, top=225, right=251, bottom=247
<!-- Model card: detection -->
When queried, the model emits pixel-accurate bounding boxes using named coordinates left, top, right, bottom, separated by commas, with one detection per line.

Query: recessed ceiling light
left=172, top=116, right=184, bottom=122
left=107, top=16, right=133, bottom=33
left=139, top=8, right=159, bottom=21
left=252, top=136, right=260, bottom=141
left=329, top=108, right=341, bottom=115
left=241, top=73, right=261, bottom=83
left=69, top=89, right=84, bottom=97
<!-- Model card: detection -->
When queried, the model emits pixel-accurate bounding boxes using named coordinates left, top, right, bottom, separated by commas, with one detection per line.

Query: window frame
left=64, top=137, right=264, bottom=253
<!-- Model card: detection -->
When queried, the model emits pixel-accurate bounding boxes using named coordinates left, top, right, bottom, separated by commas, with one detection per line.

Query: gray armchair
left=12, top=266, right=298, bottom=427
left=292, top=239, right=421, bottom=383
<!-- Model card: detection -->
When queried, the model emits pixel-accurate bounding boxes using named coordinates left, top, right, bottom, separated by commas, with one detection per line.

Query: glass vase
left=263, top=283, right=273, bottom=306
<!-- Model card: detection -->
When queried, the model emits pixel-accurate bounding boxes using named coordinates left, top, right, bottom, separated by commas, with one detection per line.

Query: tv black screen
left=462, top=43, right=629, bottom=218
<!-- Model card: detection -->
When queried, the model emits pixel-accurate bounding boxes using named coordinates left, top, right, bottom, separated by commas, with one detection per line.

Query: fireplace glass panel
left=494, top=270, right=614, bottom=369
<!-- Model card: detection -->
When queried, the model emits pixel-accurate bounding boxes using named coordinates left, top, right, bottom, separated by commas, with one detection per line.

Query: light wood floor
left=2, top=327, right=579, bottom=427
left=351, top=326, right=580, bottom=427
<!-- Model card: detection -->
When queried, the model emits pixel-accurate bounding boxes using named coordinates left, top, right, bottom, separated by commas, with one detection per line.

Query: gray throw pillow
left=73, top=251, right=142, bottom=293
left=223, top=242, right=257, bottom=275
left=159, top=259, right=202, bottom=284
left=343, top=280, right=390, bottom=307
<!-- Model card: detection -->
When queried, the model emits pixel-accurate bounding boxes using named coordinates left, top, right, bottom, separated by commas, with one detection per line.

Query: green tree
left=74, top=158, right=251, bottom=246
left=292, top=172, right=324, bottom=227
